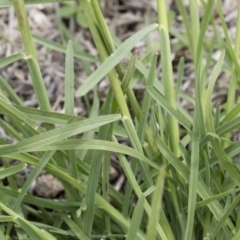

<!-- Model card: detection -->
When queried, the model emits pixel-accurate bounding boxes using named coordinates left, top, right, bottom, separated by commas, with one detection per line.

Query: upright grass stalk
left=12, top=0, right=37, bottom=60
left=184, top=111, right=199, bottom=240
left=156, top=0, right=180, bottom=156
left=224, top=1, right=240, bottom=147
left=189, top=0, right=200, bottom=65
left=12, top=0, right=51, bottom=111
left=81, top=0, right=153, bottom=212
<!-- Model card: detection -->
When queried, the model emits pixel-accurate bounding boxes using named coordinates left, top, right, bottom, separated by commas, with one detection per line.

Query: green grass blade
left=126, top=195, right=145, bottom=240
left=146, top=167, right=165, bottom=240
left=13, top=151, right=55, bottom=212
left=0, top=75, right=23, bottom=106
left=205, top=50, right=240, bottom=187
left=0, top=163, right=26, bottom=179
left=211, top=194, right=240, bottom=238
left=0, top=115, right=121, bottom=156
left=175, top=57, right=184, bottom=99
left=0, top=53, right=24, bottom=68
left=185, top=112, right=199, bottom=240
left=0, top=117, right=23, bottom=141
left=121, top=49, right=137, bottom=93
left=196, top=188, right=240, bottom=209
left=138, top=53, right=158, bottom=143
left=216, top=0, right=240, bottom=76
left=115, top=146, right=171, bottom=240
left=60, top=213, right=89, bottom=240
left=75, top=23, right=158, bottom=97
left=64, top=40, right=74, bottom=115
left=159, top=25, right=180, bottom=156
left=147, top=86, right=192, bottom=131
left=0, top=202, right=56, bottom=240
left=0, top=186, right=81, bottom=212
left=32, top=139, right=159, bottom=170
left=221, top=101, right=240, bottom=125
left=33, top=35, right=98, bottom=62
left=16, top=218, right=57, bottom=240
left=122, top=116, right=153, bottom=187
left=26, top=56, right=51, bottom=111
left=12, top=0, right=37, bottom=60
left=13, top=105, right=126, bottom=137
left=13, top=105, right=83, bottom=125
left=0, top=96, right=44, bottom=134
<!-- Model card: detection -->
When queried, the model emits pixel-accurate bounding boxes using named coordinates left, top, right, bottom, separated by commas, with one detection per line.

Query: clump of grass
left=0, top=0, right=240, bottom=239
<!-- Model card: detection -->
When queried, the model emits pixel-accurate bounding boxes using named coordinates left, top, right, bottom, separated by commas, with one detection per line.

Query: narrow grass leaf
left=60, top=213, right=89, bottom=240
left=185, top=112, right=199, bottom=240
left=0, top=114, right=121, bottom=156
left=159, top=25, right=180, bottom=156
left=75, top=23, right=158, bottom=97
left=122, top=116, right=153, bottom=187
left=175, top=57, right=184, bottom=98
left=205, top=50, right=240, bottom=187
left=211, top=194, right=240, bottom=238
left=0, top=163, right=26, bottom=179
left=221, top=101, right=240, bottom=124
left=0, top=202, right=56, bottom=240
left=0, top=96, right=44, bottom=134
left=1, top=157, right=140, bottom=237
left=121, top=48, right=137, bottom=93
left=33, top=35, right=98, bottom=62
left=216, top=0, right=240, bottom=76
left=0, top=75, right=23, bottom=106
left=196, top=188, right=240, bottom=209
left=64, top=40, right=74, bottom=115
left=126, top=195, right=145, bottom=240
left=146, top=167, right=165, bottom=240
left=14, top=105, right=83, bottom=125
left=113, top=137, right=174, bottom=240
left=26, top=56, right=51, bottom=111
left=16, top=218, right=57, bottom=240
left=0, top=53, right=24, bottom=68
left=13, top=151, right=55, bottom=213
left=155, top=136, right=234, bottom=236
left=147, top=86, right=192, bottom=131
left=0, top=117, right=23, bottom=140
left=138, top=53, right=158, bottom=143
left=0, top=186, right=80, bottom=212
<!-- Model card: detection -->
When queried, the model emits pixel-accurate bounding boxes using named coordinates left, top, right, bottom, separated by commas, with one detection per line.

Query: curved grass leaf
left=0, top=186, right=80, bottom=211
left=32, top=139, right=159, bottom=170
left=0, top=114, right=121, bottom=156
left=60, top=213, right=89, bottom=240
left=0, top=53, right=24, bottom=68
left=147, top=86, right=192, bottom=131
left=196, top=188, right=240, bottom=209
left=0, top=163, right=26, bottom=179
left=75, top=23, right=158, bottom=97
left=205, top=50, right=240, bottom=188
left=0, top=75, right=23, bottom=106
left=0, top=202, right=56, bottom=240
left=13, top=151, right=56, bottom=213
left=33, top=35, right=98, bottom=62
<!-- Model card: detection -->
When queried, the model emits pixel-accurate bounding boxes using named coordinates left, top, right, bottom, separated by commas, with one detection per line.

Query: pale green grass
left=0, top=0, right=240, bottom=239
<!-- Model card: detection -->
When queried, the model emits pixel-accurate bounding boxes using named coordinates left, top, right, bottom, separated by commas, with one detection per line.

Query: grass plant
left=0, top=0, right=240, bottom=239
